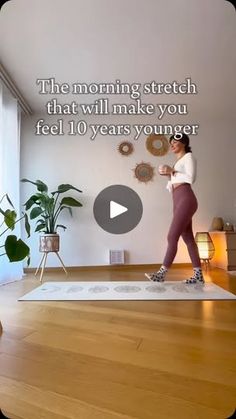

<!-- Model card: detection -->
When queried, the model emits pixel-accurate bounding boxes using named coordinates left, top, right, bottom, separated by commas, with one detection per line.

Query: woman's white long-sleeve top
left=166, top=152, right=197, bottom=192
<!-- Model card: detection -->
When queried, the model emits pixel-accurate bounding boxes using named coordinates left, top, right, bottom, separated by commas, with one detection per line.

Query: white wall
left=12, top=0, right=235, bottom=268
left=20, top=113, right=236, bottom=268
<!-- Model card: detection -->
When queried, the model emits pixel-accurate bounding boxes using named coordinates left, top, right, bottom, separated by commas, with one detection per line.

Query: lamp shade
left=195, top=232, right=215, bottom=260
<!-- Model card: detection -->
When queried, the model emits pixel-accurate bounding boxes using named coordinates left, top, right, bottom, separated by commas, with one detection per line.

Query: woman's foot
left=145, top=266, right=168, bottom=282
left=183, top=267, right=205, bottom=284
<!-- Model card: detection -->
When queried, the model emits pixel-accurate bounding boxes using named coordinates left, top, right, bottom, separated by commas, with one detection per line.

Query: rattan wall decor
left=133, top=162, right=155, bottom=183
left=146, top=134, right=169, bottom=156
left=118, top=141, right=134, bottom=156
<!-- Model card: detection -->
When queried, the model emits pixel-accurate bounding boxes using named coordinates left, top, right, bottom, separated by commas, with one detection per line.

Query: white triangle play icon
left=110, top=200, right=128, bottom=219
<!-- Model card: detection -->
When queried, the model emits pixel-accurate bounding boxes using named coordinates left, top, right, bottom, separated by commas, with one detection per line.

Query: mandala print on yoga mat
left=89, top=286, right=110, bottom=293
left=114, top=285, right=141, bottom=293
left=171, top=284, right=192, bottom=293
left=41, top=285, right=61, bottom=293
left=66, top=286, right=84, bottom=293
left=146, top=285, right=167, bottom=293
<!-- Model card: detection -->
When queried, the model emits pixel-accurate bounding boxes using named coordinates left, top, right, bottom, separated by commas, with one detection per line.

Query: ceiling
left=0, top=0, right=235, bottom=119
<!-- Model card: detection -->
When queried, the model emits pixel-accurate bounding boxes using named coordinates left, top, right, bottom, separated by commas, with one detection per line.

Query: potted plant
left=0, top=194, right=30, bottom=264
left=21, top=179, right=83, bottom=253
left=0, top=194, right=30, bottom=335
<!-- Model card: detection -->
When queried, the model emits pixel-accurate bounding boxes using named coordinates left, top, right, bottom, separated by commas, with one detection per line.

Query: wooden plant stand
left=35, top=251, right=68, bottom=282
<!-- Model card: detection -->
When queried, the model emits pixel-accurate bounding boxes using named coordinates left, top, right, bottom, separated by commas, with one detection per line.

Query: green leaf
left=24, top=195, right=39, bottom=210
left=56, top=224, right=67, bottom=231
left=35, top=193, right=52, bottom=205
left=24, top=213, right=31, bottom=238
left=6, top=194, right=14, bottom=208
left=35, top=180, right=48, bottom=193
left=21, top=178, right=48, bottom=193
left=30, top=207, right=43, bottom=219
left=5, top=235, right=30, bottom=262
left=36, top=218, right=45, bottom=224
left=60, top=197, right=83, bottom=207
left=35, top=223, right=46, bottom=232
left=4, top=210, right=17, bottom=230
left=52, top=184, right=82, bottom=194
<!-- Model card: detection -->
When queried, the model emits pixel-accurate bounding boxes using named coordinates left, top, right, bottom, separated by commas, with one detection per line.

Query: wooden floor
left=0, top=266, right=235, bottom=419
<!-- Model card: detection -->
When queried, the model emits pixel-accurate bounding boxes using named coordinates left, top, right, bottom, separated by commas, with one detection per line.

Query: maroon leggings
left=163, top=184, right=201, bottom=268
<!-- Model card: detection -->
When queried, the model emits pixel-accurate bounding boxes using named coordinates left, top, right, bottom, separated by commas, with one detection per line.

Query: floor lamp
left=195, top=232, right=215, bottom=270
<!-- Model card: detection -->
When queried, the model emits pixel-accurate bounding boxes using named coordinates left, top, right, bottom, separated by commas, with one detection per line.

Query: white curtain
left=0, top=80, right=23, bottom=285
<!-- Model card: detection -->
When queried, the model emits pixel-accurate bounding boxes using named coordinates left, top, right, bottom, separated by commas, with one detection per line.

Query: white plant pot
left=39, top=234, right=60, bottom=253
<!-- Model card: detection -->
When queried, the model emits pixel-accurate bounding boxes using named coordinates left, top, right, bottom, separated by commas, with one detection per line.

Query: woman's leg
left=163, top=202, right=195, bottom=268
left=146, top=185, right=200, bottom=282
left=182, top=221, right=204, bottom=284
left=146, top=199, right=195, bottom=282
left=181, top=220, right=200, bottom=267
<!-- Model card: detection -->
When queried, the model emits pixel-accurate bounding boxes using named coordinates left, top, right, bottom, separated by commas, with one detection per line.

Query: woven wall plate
left=133, top=162, right=155, bottom=183
left=146, top=134, right=169, bottom=156
left=118, top=141, right=134, bottom=156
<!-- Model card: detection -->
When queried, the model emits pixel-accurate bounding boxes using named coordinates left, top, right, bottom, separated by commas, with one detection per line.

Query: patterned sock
left=183, top=267, right=205, bottom=284
left=145, top=266, right=168, bottom=282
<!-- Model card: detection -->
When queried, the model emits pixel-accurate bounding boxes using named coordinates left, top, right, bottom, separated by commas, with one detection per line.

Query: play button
left=93, top=185, right=143, bottom=234
left=110, top=201, right=128, bottom=219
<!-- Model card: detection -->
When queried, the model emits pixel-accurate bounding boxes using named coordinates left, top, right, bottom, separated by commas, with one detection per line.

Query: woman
left=145, top=133, right=204, bottom=284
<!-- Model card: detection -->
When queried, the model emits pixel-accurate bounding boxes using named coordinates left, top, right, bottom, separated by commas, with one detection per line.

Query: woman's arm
left=158, top=165, right=175, bottom=176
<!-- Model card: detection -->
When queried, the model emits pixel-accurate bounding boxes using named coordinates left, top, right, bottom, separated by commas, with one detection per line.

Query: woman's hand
left=158, top=165, right=174, bottom=176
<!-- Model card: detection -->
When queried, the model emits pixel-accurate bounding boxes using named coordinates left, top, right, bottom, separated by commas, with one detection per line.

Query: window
left=0, top=80, right=23, bottom=284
